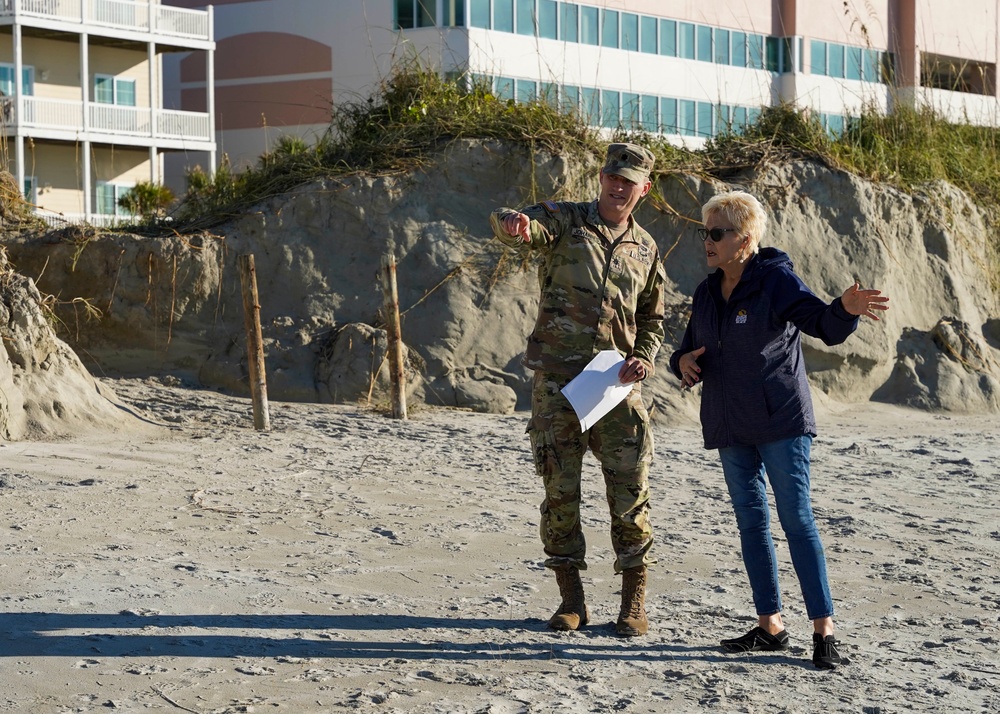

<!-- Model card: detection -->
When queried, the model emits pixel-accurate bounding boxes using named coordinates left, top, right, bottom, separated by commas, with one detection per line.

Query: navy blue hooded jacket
left=669, top=247, right=859, bottom=450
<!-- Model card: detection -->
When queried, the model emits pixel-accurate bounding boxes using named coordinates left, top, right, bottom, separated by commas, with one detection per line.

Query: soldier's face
left=599, top=171, right=651, bottom=217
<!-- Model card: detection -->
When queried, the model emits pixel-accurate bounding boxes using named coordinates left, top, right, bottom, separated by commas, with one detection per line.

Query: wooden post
left=380, top=254, right=408, bottom=420
left=238, top=254, right=270, bottom=431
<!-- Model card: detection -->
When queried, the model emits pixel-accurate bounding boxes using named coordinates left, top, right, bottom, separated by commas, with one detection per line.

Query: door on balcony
left=94, top=74, right=138, bottom=133
left=0, top=64, right=35, bottom=124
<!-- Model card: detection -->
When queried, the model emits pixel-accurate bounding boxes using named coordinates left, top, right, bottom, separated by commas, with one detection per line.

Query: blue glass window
left=395, top=0, right=415, bottom=29
left=560, top=2, right=578, bottom=42
left=516, top=79, right=536, bottom=102
left=827, top=113, right=844, bottom=137
left=696, top=25, right=712, bottom=62
left=494, top=0, right=513, bottom=33
left=443, top=0, right=464, bottom=26
left=862, top=49, right=878, bottom=82
left=496, top=76, right=514, bottom=100
left=601, top=89, right=620, bottom=128
left=697, top=101, right=714, bottom=136
left=538, top=0, right=557, bottom=39
left=581, top=6, right=599, bottom=45
left=661, top=97, right=677, bottom=134
left=678, top=22, right=695, bottom=59
left=731, top=31, right=747, bottom=67
left=659, top=19, right=676, bottom=56
left=622, top=92, right=639, bottom=129
left=715, top=29, right=729, bottom=64
left=540, top=81, right=558, bottom=106
left=601, top=9, right=618, bottom=48
left=641, top=94, right=658, bottom=131
left=582, top=86, right=599, bottom=123
left=621, top=12, right=638, bottom=51
left=748, top=33, right=764, bottom=69
left=640, top=16, right=657, bottom=54
left=516, top=0, right=534, bottom=35
left=733, top=105, right=748, bottom=129
left=470, top=0, right=490, bottom=28
left=811, top=40, right=826, bottom=75
left=562, top=84, right=580, bottom=114
left=828, top=43, right=845, bottom=78
left=847, top=46, right=863, bottom=80
left=679, top=99, right=696, bottom=136
left=766, top=36, right=781, bottom=72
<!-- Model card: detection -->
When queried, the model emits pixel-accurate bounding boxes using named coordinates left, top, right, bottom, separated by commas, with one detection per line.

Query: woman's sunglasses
left=697, top=227, right=740, bottom=242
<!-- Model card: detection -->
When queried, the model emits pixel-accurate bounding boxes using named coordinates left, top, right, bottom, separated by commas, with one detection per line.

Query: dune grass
left=151, top=64, right=1000, bottom=283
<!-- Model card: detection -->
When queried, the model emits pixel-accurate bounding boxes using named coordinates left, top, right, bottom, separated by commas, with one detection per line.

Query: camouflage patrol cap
left=603, top=142, right=655, bottom=184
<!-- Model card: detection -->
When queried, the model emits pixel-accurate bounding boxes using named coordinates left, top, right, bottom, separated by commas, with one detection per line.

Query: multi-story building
left=167, top=1, right=998, bottom=177
left=0, top=0, right=216, bottom=225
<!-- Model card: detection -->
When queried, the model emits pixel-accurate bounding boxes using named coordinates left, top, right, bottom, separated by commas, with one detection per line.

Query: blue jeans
left=719, top=435, right=834, bottom=621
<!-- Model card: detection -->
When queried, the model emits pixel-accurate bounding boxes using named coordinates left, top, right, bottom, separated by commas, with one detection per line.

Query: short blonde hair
left=701, top=191, right=767, bottom=255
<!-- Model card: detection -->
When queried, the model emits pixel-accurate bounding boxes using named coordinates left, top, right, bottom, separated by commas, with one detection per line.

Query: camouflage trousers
left=527, top=371, right=655, bottom=573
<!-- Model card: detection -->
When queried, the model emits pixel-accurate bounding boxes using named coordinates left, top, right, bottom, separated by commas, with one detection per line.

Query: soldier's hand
left=618, top=356, right=647, bottom=384
left=502, top=212, right=531, bottom=243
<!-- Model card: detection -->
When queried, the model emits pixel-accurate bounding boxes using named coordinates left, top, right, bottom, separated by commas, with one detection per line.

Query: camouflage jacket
left=489, top=199, right=666, bottom=377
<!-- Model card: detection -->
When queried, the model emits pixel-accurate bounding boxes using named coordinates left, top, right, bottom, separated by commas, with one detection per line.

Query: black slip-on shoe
left=812, top=633, right=844, bottom=669
left=721, top=626, right=790, bottom=653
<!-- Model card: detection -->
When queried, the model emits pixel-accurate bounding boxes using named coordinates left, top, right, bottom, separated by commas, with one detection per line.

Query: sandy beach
left=1, top=377, right=997, bottom=713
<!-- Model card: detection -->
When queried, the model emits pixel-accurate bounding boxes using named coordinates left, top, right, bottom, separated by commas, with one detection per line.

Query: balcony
left=2, top=95, right=213, bottom=144
left=0, top=0, right=210, bottom=43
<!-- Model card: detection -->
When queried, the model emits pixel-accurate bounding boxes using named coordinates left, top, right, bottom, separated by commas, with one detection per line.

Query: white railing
left=4, top=95, right=212, bottom=142
left=157, top=108, right=211, bottom=140
left=0, top=0, right=210, bottom=42
left=90, top=102, right=151, bottom=135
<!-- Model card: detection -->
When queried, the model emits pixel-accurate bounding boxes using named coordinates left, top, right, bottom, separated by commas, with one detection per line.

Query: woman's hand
left=679, top=346, right=706, bottom=388
left=841, top=281, right=890, bottom=320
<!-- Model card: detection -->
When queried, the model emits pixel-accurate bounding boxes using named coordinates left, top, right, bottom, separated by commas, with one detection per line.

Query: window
left=828, top=43, right=845, bottom=78
left=847, top=46, right=863, bottom=81
left=640, top=16, right=657, bottom=54
left=395, top=0, right=436, bottom=29
left=679, top=99, right=696, bottom=136
left=697, top=101, right=714, bottom=136
left=600, top=9, right=618, bottom=48
left=495, top=76, right=514, bottom=100
left=862, top=49, right=879, bottom=82
left=811, top=40, right=826, bottom=75
left=581, top=86, right=599, bottom=123
left=560, top=2, right=578, bottom=42
left=470, top=0, right=490, bottom=28
left=733, top=105, right=748, bottom=130
left=826, top=113, right=844, bottom=137
left=516, top=79, right=536, bottom=102
left=0, top=64, right=35, bottom=95
left=641, top=94, right=658, bottom=131
left=766, top=36, right=782, bottom=72
left=96, top=182, right=134, bottom=216
left=443, top=0, right=464, bottom=26
left=562, top=84, right=580, bottom=114
left=731, top=31, right=747, bottom=67
left=23, top=176, right=37, bottom=204
left=494, top=0, right=513, bottom=32
left=678, top=22, right=695, bottom=59
left=748, top=33, right=764, bottom=69
left=715, top=29, right=729, bottom=64
left=696, top=25, right=712, bottom=62
left=516, top=0, right=534, bottom=35
left=538, top=0, right=557, bottom=39
left=601, top=89, right=620, bottom=128
left=580, top=5, right=598, bottom=45
left=659, top=19, right=676, bottom=56
left=540, top=81, right=558, bottom=106
left=622, top=92, right=639, bottom=129
left=95, top=75, right=136, bottom=106
left=661, top=97, right=677, bottom=134
left=621, top=12, right=638, bottom=51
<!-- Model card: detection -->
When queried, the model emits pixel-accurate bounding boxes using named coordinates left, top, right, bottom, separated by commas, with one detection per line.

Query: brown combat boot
left=616, top=565, right=648, bottom=636
left=548, top=566, right=589, bottom=631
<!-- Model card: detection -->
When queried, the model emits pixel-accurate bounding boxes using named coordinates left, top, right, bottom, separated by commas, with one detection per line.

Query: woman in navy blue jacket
left=670, top=191, right=888, bottom=669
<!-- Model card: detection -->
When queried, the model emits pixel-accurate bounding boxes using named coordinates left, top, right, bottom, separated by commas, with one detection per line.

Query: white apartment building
left=0, top=0, right=216, bottom=224
left=167, top=1, right=999, bottom=176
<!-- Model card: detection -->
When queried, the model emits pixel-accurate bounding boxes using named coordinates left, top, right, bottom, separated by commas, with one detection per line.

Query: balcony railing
left=3, top=95, right=213, bottom=143
left=0, top=0, right=210, bottom=42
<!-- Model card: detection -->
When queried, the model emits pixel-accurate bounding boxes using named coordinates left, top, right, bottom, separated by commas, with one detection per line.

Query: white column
left=13, top=24, right=24, bottom=201
left=149, top=40, right=157, bottom=139
left=207, top=5, right=217, bottom=176
left=81, top=33, right=92, bottom=221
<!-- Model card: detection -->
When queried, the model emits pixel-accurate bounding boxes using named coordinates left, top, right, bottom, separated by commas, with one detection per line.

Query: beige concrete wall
left=89, top=46, right=152, bottom=108
left=793, top=1, right=891, bottom=49
left=914, top=0, right=997, bottom=63
left=25, top=143, right=86, bottom=215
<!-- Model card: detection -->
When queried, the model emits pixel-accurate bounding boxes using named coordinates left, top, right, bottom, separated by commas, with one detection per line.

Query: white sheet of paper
left=560, top=350, right=632, bottom=432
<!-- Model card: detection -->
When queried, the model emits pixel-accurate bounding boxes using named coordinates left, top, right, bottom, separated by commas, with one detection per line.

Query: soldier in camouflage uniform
left=488, top=143, right=666, bottom=636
